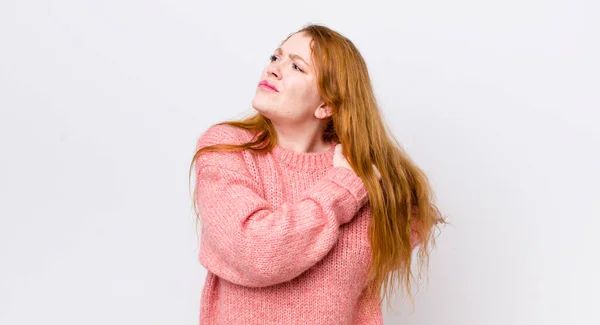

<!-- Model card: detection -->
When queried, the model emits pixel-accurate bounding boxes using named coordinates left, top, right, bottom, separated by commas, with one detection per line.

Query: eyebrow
left=275, top=48, right=310, bottom=68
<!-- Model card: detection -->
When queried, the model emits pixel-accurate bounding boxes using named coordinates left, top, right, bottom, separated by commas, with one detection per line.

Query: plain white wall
left=1, top=0, right=598, bottom=324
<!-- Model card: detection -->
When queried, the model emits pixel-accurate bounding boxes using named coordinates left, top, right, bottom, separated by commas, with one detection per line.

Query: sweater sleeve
left=194, top=126, right=368, bottom=288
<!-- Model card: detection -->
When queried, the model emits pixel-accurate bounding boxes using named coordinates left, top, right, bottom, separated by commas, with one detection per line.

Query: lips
left=258, top=80, right=278, bottom=92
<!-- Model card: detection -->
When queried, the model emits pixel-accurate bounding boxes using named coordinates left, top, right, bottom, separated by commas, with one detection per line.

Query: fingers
left=337, top=144, right=381, bottom=180
left=335, top=144, right=343, bottom=155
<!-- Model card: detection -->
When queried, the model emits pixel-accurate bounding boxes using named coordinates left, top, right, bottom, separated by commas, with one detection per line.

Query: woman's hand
left=333, top=144, right=381, bottom=180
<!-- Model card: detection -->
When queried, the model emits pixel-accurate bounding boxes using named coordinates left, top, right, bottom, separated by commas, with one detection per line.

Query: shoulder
left=196, top=123, right=255, bottom=150
left=194, top=123, right=259, bottom=173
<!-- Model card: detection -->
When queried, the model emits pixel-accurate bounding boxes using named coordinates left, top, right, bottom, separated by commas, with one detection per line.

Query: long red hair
left=190, top=24, right=444, bottom=309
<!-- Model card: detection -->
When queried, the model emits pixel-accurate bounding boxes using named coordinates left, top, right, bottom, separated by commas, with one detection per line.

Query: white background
left=1, top=0, right=599, bottom=324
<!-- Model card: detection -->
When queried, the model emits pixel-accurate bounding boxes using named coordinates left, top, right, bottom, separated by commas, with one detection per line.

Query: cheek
left=286, top=78, right=319, bottom=102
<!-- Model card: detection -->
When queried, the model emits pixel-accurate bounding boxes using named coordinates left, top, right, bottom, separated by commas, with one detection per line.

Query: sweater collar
left=271, top=141, right=337, bottom=170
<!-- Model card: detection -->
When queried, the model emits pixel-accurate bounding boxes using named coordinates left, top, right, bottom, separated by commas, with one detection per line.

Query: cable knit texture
left=195, top=124, right=419, bottom=325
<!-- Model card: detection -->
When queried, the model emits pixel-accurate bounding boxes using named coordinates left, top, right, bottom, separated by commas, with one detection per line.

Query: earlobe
left=315, top=104, right=333, bottom=119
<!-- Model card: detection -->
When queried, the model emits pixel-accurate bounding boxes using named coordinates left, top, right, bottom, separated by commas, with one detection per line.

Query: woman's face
left=251, top=32, right=330, bottom=126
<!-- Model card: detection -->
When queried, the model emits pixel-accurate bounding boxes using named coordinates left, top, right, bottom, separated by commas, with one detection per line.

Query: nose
left=266, top=61, right=282, bottom=80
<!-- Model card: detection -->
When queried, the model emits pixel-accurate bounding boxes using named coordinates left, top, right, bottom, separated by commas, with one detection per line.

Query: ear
left=314, top=102, right=333, bottom=119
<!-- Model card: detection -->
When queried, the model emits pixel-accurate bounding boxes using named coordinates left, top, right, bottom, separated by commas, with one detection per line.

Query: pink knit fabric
left=194, top=124, right=419, bottom=324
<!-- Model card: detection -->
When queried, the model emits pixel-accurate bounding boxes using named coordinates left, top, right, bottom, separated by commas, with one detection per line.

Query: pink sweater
left=195, top=124, right=417, bottom=324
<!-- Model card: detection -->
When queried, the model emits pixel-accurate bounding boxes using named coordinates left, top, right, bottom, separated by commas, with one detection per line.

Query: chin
left=251, top=104, right=271, bottom=119
left=252, top=98, right=271, bottom=115
left=256, top=111, right=276, bottom=122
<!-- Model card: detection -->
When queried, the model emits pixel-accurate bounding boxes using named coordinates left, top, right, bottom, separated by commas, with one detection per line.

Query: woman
left=190, top=24, right=443, bottom=325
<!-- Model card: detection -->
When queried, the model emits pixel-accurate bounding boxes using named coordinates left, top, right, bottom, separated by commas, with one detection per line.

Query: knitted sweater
left=194, top=124, right=419, bottom=324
